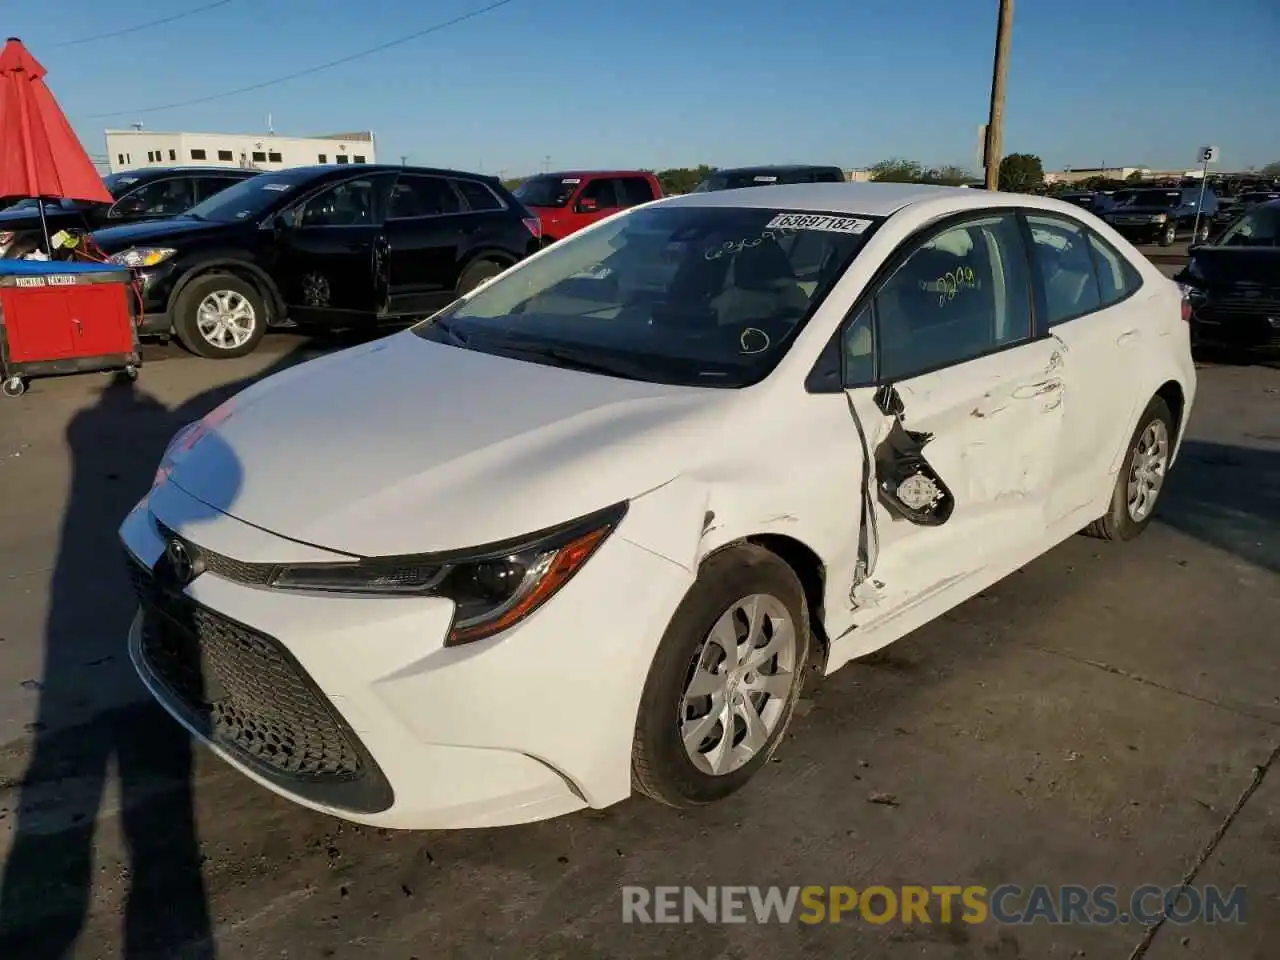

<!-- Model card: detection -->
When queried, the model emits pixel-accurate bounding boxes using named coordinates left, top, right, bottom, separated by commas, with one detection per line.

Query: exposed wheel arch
left=1154, top=379, right=1186, bottom=447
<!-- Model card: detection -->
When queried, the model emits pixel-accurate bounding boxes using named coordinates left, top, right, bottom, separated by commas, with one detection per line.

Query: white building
left=103, top=129, right=376, bottom=173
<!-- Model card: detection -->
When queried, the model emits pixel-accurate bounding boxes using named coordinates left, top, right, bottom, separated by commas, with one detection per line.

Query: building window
left=268, top=152, right=282, bottom=163
left=252, top=151, right=266, bottom=162
left=146, top=151, right=153, bottom=162
left=217, top=150, right=233, bottom=162
left=336, top=154, right=349, bottom=164
left=126, top=153, right=131, bottom=164
left=317, top=154, right=328, bottom=163
left=353, top=155, right=367, bottom=164
left=169, top=149, right=177, bottom=161
left=117, top=153, right=124, bottom=165
left=191, top=149, right=207, bottom=160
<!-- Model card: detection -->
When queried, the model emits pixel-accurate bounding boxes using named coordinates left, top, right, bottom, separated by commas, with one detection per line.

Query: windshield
left=693, top=171, right=786, bottom=192
left=413, top=204, right=880, bottom=387
left=1240, top=192, right=1280, bottom=205
left=1119, top=191, right=1181, bottom=209
left=1218, top=203, right=1280, bottom=247
left=513, top=176, right=580, bottom=208
left=180, top=172, right=300, bottom=222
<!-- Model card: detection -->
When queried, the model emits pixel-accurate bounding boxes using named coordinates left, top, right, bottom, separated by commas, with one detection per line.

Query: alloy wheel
left=1127, top=419, right=1170, bottom=522
left=196, top=290, right=257, bottom=350
left=678, top=594, right=798, bottom=776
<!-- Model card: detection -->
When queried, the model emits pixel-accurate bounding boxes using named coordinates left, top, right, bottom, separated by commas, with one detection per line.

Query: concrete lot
left=0, top=313, right=1276, bottom=958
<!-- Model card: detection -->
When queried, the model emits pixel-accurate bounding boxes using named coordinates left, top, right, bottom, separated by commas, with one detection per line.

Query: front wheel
left=632, top=544, right=811, bottom=808
left=455, top=259, right=505, bottom=297
left=1159, top=221, right=1178, bottom=247
left=172, top=273, right=268, bottom=359
left=1084, top=396, right=1174, bottom=541
left=1196, top=220, right=1211, bottom=243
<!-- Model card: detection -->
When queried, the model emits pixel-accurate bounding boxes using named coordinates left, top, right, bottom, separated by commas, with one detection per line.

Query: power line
left=83, top=0, right=520, bottom=120
left=54, top=1, right=234, bottom=47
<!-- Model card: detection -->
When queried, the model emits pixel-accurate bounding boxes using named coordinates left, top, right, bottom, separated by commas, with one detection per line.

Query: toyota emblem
left=164, top=537, right=197, bottom=584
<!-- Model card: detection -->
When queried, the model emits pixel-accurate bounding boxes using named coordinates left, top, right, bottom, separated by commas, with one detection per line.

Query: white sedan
left=120, top=182, right=1195, bottom=829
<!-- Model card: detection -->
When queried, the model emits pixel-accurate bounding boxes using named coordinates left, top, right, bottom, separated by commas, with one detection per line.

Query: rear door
left=833, top=211, right=1067, bottom=652
left=383, top=173, right=471, bottom=316
left=1023, top=212, right=1148, bottom=523
left=272, top=172, right=395, bottom=325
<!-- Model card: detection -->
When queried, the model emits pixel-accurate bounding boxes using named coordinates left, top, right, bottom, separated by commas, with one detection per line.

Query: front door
left=829, top=211, right=1067, bottom=655
left=273, top=173, right=395, bottom=326
left=383, top=173, right=469, bottom=316
left=566, top=177, right=623, bottom=235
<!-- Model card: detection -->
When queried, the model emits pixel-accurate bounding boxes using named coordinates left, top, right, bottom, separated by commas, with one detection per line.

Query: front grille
left=128, top=555, right=393, bottom=813
left=155, top=520, right=275, bottom=585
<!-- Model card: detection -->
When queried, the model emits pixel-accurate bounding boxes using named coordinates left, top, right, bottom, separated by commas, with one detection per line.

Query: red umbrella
left=0, top=38, right=110, bottom=204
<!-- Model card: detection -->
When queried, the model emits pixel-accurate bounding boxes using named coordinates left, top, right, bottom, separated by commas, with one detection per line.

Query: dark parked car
left=692, top=165, right=846, bottom=192
left=88, top=164, right=541, bottom=359
left=1176, top=199, right=1280, bottom=355
left=1101, top=186, right=1218, bottom=246
left=0, top=167, right=259, bottom=258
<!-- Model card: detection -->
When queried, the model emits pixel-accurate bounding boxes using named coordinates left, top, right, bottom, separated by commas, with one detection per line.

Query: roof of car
left=264, top=164, right=497, bottom=181
left=533, top=170, right=654, bottom=179
left=663, top=181, right=988, bottom=216
left=111, top=166, right=259, bottom=177
left=714, top=164, right=842, bottom=173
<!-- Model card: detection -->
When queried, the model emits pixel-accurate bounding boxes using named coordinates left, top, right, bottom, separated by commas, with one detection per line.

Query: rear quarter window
left=453, top=179, right=504, bottom=212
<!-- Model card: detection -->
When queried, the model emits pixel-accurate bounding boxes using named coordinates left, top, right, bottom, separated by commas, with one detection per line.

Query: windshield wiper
left=483, top=339, right=656, bottom=381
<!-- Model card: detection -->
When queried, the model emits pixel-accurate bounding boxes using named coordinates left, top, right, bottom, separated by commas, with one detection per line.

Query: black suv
left=0, top=167, right=258, bottom=258
left=692, top=165, right=846, bottom=192
left=1101, top=186, right=1219, bottom=246
left=88, top=164, right=541, bottom=358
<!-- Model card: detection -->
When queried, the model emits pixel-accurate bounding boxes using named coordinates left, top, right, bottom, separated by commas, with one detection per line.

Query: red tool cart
left=0, top=259, right=141, bottom=398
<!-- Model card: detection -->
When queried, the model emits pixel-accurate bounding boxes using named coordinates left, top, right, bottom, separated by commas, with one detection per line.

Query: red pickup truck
left=512, top=170, right=663, bottom=243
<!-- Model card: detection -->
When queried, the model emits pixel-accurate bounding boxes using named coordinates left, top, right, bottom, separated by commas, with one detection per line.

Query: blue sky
left=11, top=0, right=1280, bottom=176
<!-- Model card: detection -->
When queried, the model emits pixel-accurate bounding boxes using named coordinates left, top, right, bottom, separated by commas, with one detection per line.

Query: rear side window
left=617, top=177, right=656, bottom=207
left=811, top=168, right=845, bottom=183
left=1088, top=232, right=1144, bottom=304
left=1025, top=214, right=1102, bottom=325
left=387, top=175, right=462, bottom=218
left=452, top=179, right=503, bottom=212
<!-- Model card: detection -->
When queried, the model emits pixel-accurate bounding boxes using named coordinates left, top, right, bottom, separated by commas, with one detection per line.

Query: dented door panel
left=836, top=338, right=1067, bottom=643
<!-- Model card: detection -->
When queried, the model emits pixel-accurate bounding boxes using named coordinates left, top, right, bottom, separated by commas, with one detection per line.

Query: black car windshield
left=513, top=176, right=579, bottom=208
left=1218, top=203, right=1280, bottom=247
left=1241, top=192, right=1280, bottom=205
left=1119, top=191, right=1181, bottom=209
left=179, top=171, right=303, bottom=222
left=413, top=204, right=881, bottom=387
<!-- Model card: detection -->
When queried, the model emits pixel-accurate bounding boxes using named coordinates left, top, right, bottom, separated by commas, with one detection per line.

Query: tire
left=172, top=273, right=267, bottom=359
left=1084, top=396, right=1174, bottom=542
left=455, top=259, right=505, bottom=297
left=1159, top=221, right=1178, bottom=247
left=2, top=376, right=26, bottom=398
left=1195, top=221, right=1210, bottom=243
left=632, top=543, right=811, bottom=808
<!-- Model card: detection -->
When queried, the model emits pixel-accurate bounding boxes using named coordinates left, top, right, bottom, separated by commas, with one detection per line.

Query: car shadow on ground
left=1159, top=439, right=1280, bottom=574
left=0, top=348, right=312, bottom=959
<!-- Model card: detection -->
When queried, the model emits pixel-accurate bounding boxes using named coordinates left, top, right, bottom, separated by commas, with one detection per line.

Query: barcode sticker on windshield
left=261, top=183, right=292, bottom=191
left=765, top=213, right=872, bottom=234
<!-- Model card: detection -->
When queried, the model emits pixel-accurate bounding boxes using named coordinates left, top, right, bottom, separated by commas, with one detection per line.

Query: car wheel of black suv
left=1159, top=222, right=1178, bottom=246
left=1195, top=221, right=1211, bottom=243
left=173, top=273, right=268, bottom=360
left=455, top=259, right=505, bottom=297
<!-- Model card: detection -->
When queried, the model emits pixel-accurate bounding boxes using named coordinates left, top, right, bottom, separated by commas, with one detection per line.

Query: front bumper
left=120, top=480, right=693, bottom=829
left=1189, top=296, right=1280, bottom=352
left=1107, top=220, right=1170, bottom=242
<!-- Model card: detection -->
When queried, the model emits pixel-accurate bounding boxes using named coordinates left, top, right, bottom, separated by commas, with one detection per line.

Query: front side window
left=299, top=177, right=385, bottom=227
left=108, top=178, right=196, bottom=219
left=857, top=212, right=1032, bottom=384
left=414, top=204, right=881, bottom=387
left=1025, top=214, right=1102, bottom=324
left=1217, top=203, right=1280, bottom=247
left=577, top=178, right=619, bottom=210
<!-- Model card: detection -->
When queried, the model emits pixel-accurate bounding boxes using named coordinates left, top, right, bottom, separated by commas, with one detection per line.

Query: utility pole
left=983, top=0, right=1014, bottom=191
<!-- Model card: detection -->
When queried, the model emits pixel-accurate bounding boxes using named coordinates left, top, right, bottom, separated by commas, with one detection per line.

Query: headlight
left=0, top=231, right=14, bottom=247
left=269, top=501, right=628, bottom=646
left=1153, top=213, right=1168, bottom=223
left=107, top=247, right=176, bottom=268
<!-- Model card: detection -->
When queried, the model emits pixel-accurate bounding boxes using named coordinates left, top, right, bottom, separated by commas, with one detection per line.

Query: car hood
left=90, top=216, right=234, bottom=252
left=163, top=332, right=735, bottom=557
left=0, top=206, right=83, bottom=231
left=1186, top=246, right=1280, bottom=286
left=1107, top=206, right=1178, bottom=216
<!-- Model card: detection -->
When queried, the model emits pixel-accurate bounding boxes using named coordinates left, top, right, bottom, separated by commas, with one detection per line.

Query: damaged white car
left=120, top=183, right=1195, bottom=829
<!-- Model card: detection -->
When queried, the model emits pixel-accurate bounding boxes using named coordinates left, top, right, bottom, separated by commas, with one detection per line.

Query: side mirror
left=576, top=197, right=599, bottom=213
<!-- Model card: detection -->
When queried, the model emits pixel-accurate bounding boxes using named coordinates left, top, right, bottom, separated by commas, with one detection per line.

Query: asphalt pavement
left=0, top=272, right=1276, bottom=959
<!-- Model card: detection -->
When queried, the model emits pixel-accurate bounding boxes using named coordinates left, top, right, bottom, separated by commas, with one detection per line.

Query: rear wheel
left=1084, top=396, right=1174, bottom=541
left=455, top=259, right=505, bottom=297
left=632, top=544, right=811, bottom=808
left=172, top=273, right=267, bottom=359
